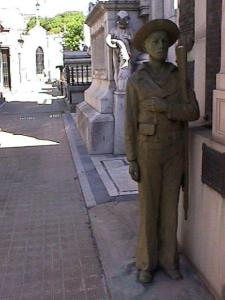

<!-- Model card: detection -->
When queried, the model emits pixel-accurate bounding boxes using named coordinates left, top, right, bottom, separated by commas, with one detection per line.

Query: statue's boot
left=163, top=268, right=183, bottom=280
left=138, top=270, right=153, bottom=284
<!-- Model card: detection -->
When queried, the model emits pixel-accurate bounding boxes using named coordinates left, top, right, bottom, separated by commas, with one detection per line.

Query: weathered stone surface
left=76, top=101, right=114, bottom=154
left=113, top=91, right=126, bottom=154
left=91, top=155, right=138, bottom=196
left=85, top=79, right=114, bottom=114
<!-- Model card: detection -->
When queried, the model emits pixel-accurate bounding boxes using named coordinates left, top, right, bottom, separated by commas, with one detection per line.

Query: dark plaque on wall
left=202, top=143, right=225, bottom=197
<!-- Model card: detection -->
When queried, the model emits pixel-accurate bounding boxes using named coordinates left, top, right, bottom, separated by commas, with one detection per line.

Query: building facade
left=0, top=7, right=63, bottom=92
left=142, top=1, right=225, bottom=298
left=177, top=1, right=225, bottom=299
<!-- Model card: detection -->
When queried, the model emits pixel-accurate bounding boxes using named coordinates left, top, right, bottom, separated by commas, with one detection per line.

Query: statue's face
left=117, top=16, right=129, bottom=29
left=144, top=31, right=169, bottom=62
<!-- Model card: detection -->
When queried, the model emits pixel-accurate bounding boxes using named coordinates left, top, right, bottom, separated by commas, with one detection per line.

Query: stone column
left=194, top=0, right=207, bottom=121
left=151, top=0, right=164, bottom=19
left=212, top=0, right=225, bottom=144
left=219, top=0, right=225, bottom=75
left=164, top=0, right=177, bottom=63
left=139, top=0, right=151, bottom=18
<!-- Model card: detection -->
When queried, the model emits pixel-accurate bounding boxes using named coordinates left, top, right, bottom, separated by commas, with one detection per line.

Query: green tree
left=27, top=12, right=85, bottom=51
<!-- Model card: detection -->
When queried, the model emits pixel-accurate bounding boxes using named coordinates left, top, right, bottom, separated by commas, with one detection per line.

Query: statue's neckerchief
left=142, top=62, right=176, bottom=88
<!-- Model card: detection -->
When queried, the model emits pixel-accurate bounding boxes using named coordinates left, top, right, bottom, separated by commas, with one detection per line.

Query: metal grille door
left=1, top=48, right=11, bottom=89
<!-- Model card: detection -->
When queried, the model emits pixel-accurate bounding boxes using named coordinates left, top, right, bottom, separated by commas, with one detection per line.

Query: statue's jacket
left=125, top=62, right=200, bottom=162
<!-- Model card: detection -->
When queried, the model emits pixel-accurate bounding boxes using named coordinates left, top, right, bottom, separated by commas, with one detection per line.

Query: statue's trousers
left=136, top=139, right=184, bottom=272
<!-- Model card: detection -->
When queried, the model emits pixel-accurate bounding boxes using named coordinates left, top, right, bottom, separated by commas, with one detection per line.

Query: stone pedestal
left=113, top=91, right=126, bottom=154
left=76, top=101, right=114, bottom=154
left=212, top=0, right=225, bottom=144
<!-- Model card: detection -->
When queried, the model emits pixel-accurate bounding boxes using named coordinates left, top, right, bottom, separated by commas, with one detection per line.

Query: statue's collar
left=141, top=61, right=177, bottom=73
left=139, top=62, right=177, bottom=88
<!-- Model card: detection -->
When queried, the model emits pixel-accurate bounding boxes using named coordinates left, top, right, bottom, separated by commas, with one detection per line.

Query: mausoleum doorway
left=36, top=46, right=45, bottom=75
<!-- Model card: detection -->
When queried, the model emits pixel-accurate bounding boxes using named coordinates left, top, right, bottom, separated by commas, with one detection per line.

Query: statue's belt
left=138, top=123, right=183, bottom=141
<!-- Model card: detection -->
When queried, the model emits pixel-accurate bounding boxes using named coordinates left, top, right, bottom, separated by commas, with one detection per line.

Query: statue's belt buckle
left=138, top=123, right=156, bottom=136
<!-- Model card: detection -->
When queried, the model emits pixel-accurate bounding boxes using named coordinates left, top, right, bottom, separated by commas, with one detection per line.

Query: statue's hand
left=129, top=160, right=140, bottom=182
left=144, top=97, right=168, bottom=113
left=112, top=33, right=119, bottom=40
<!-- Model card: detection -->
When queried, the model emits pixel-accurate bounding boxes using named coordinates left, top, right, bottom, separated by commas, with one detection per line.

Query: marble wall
left=213, top=0, right=225, bottom=145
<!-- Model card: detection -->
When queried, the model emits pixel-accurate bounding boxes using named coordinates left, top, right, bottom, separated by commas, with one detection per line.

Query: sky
left=0, top=0, right=93, bottom=16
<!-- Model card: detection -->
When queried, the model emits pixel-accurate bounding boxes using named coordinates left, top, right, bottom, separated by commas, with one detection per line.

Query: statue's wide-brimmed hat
left=133, top=19, right=180, bottom=52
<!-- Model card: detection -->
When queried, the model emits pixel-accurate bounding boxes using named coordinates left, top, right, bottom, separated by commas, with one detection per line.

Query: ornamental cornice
left=86, top=1, right=139, bottom=26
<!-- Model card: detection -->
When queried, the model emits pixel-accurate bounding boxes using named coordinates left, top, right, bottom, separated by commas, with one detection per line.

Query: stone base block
left=76, top=101, right=114, bottom=154
left=213, top=89, right=225, bottom=145
left=113, top=91, right=125, bottom=154
left=216, top=73, right=225, bottom=90
left=85, top=78, right=114, bottom=114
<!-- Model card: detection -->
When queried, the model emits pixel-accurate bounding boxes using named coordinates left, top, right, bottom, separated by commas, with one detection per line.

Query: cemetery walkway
left=0, top=96, right=108, bottom=300
left=0, top=89, right=215, bottom=300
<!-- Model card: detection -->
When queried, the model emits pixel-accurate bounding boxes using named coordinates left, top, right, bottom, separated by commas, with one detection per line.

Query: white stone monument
left=76, top=1, right=141, bottom=154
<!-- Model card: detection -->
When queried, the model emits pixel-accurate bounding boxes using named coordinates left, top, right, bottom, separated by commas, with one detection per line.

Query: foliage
left=27, top=12, right=85, bottom=50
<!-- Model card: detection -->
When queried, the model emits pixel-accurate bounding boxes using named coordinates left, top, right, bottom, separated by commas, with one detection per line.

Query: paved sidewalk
left=89, top=201, right=214, bottom=300
left=0, top=99, right=108, bottom=299
left=66, top=115, right=215, bottom=300
left=0, top=84, right=215, bottom=300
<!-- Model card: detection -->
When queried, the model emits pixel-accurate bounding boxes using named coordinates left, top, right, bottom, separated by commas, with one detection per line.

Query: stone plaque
left=202, top=143, right=225, bottom=197
left=92, top=27, right=105, bottom=72
left=91, top=155, right=138, bottom=196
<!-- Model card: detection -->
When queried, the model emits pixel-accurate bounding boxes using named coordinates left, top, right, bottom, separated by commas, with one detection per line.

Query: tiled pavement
left=0, top=100, right=108, bottom=300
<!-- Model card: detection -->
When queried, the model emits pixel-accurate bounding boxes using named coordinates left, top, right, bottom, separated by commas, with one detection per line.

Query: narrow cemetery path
left=0, top=97, right=108, bottom=299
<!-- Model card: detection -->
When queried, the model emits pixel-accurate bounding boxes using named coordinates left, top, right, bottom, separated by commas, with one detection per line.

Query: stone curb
left=63, top=112, right=97, bottom=208
left=0, top=101, right=6, bottom=110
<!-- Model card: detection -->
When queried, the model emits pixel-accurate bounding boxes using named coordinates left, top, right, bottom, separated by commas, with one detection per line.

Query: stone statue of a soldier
left=125, top=19, right=200, bottom=283
left=106, top=10, right=133, bottom=91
